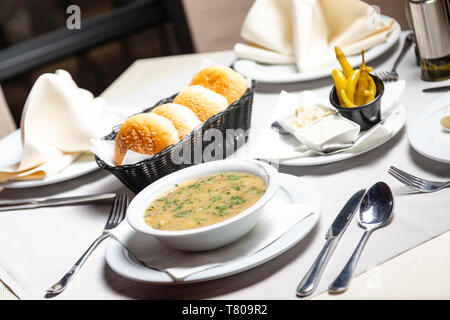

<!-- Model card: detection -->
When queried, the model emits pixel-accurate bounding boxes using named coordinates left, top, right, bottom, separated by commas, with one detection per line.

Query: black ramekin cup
left=329, top=74, right=384, bottom=131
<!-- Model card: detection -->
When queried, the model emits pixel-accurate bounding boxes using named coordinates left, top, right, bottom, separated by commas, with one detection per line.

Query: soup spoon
left=328, top=181, right=394, bottom=293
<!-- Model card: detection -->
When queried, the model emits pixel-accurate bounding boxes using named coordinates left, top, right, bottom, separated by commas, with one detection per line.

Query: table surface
left=1, top=32, right=449, bottom=300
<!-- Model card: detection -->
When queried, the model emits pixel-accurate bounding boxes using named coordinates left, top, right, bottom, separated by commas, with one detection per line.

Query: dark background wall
left=0, top=0, right=173, bottom=124
left=0, top=0, right=409, bottom=125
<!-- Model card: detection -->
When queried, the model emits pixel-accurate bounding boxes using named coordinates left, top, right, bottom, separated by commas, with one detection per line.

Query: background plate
left=0, top=130, right=98, bottom=189
left=408, top=92, right=450, bottom=164
left=233, top=17, right=401, bottom=83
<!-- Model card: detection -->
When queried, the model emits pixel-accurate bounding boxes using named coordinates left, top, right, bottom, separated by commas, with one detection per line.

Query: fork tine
left=114, top=193, right=124, bottom=224
left=107, top=194, right=122, bottom=227
left=107, top=195, right=119, bottom=223
left=114, top=193, right=125, bottom=224
left=389, top=168, right=415, bottom=185
left=389, top=170, right=413, bottom=188
left=388, top=169, right=422, bottom=189
left=390, top=166, right=426, bottom=186
left=117, top=194, right=129, bottom=224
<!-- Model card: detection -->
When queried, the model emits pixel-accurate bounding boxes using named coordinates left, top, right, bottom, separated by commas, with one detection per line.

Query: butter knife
left=0, top=193, right=116, bottom=211
left=423, top=85, right=450, bottom=93
left=296, top=189, right=366, bottom=297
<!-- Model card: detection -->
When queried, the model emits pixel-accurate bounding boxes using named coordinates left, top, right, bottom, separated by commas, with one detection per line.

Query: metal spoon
left=328, top=181, right=394, bottom=293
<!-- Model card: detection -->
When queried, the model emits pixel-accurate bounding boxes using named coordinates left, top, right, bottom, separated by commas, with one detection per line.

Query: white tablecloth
left=0, top=33, right=449, bottom=299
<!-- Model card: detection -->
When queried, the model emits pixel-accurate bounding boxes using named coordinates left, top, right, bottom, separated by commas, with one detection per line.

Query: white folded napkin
left=0, top=70, right=117, bottom=182
left=248, top=81, right=405, bottom=161
left=235, top=0, right=395, bottom=72
left=240, top=0, right=294, bottom=56
left=89, top=139, right=155, bottom=167
left=111, top=193, right=315, bottom=281
left=233, top=43, right=296, bottom=65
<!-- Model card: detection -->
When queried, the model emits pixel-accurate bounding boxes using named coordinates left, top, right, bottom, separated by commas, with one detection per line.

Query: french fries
left=332, top=47, right=376, bottom=108
left=331, top=68, right=347, bottom=106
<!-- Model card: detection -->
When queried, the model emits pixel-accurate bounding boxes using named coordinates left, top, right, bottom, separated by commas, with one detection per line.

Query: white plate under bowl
left=0, top=130, right=99, bottom=189
left=408, top=92, right=450, bottom=164
left=279, top=104, right=407, bottom=166
left=105, top=173, right=321, bottom=284
left=233, top=17, right=401, bottom=84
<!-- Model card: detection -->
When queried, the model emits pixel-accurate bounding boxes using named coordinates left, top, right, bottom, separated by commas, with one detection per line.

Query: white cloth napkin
left=248, top=81, right=405, bottom=161
left=235, top=0, right=395, bottom=72
left=111, top=194, right=315, bottom=281
left=89, top=139, right=155, bottom=167
left=240, top=0, right=294, bottom=57
left=0, top=70, right=118, bottom=182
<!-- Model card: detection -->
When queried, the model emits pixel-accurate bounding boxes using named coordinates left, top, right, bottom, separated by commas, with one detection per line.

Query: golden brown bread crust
left=114, top=113, right=179, bottom=166
left=190, top=65, right=248, bottom=104
left=173, top=85, right=228, bottom=122
left=152, top=103, right=202, bottom=139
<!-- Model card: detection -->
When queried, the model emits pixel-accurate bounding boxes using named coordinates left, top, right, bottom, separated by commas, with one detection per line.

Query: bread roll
left=152, top=103, right=202, bottom=139
left=114, top=113, right=179, bottom=166
left=190, top=65, right=248, bottom=104
left=173, top=85, right=228, bottom=122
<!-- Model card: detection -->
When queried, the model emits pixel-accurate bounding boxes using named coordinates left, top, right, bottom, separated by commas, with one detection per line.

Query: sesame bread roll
left=173, top=85, right=228, bottom=122
left=190, top=65, right=248, bottom=104
left=114, top=113, right=179, bottom=166
left=152, top=103, right=202, bottom=139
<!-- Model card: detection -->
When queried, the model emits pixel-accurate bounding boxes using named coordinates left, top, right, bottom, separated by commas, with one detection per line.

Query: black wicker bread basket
left=95, top=81, right=255, bottom=193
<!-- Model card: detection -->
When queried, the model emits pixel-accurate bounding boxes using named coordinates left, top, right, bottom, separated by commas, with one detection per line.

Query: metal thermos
left=408, top=0, right=450, bottom=81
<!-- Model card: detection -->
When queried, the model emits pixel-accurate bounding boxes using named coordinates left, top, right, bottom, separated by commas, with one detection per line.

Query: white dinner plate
left=0, top=130, right=99, bottom=189
left=279, top=104, right=407, bottom=166
left=233, top=17, right=401, bottom=83
left=408, top=92, right=450, bottom=164
left=105, top=173, right=321, bottom=284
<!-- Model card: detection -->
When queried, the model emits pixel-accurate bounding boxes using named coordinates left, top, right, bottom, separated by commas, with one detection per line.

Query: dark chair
left=0, top=0, right=194, bottom=82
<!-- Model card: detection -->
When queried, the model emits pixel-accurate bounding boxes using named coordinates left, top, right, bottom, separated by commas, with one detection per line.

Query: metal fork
left=46, top=193, right=129, bottom=295
left=373, top=33, right=414, bottom=82
left=388, top=166, right=450, bottom=193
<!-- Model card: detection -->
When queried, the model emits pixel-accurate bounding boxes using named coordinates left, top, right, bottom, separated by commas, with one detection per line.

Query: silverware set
left=0, top=191, right=130, bottom=294
left=328, top=182, right=394, bottom=293
left=47, top=193, right=129, bottom=295
left=297, top=189, right=366, bottom=296
left=297, top=165, right=448, bottom=297
left=297, top=182, right=394, bottom=296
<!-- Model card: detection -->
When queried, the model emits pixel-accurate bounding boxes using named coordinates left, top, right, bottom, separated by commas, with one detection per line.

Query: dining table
left=0, top=31, right=449, bottom=300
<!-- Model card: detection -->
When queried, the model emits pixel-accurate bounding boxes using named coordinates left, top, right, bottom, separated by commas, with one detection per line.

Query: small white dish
left=126, top=159, right=280, bottom=251
left=279, top=104, right=407, bottom=166
left=408, top=93, right=450, bottom=164
left=106, top=173, right=321, bottom=284
left=277, top=106, right=337, bottom=136
left=233, top=17, right=400, bottom=83
left=294, top=115, right=360, bottom=152
left=275, top=90, right=337, bottom=136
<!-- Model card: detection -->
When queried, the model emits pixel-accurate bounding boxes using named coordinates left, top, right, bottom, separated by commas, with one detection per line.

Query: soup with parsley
left=144, top=172, right=266, bottom=231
